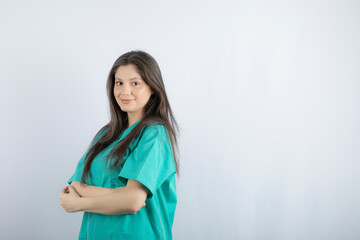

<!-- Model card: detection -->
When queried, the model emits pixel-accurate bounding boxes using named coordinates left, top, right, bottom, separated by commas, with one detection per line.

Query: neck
left=127, top=111, right=143, bottom=128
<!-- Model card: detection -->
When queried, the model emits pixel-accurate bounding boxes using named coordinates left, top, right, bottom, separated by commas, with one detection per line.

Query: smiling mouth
left=121, top=99, right=134, bottom=103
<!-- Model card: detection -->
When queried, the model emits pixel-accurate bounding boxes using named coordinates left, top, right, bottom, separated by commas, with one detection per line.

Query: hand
left=59, top=185, right=81, bottom=213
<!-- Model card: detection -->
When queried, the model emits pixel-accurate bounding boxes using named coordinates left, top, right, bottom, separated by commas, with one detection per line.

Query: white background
left=0, top=0, right=359, bottom=239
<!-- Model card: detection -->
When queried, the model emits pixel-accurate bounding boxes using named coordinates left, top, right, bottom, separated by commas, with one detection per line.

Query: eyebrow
left=115, top=77, right=142, bottom=81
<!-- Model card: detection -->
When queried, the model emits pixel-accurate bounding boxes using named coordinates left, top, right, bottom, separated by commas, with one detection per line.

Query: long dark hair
left=80, top=50, right=180, bottom=184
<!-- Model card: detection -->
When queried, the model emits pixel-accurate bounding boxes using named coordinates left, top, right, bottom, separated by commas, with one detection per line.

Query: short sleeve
left=118, top=125, right=176, bottom=199
left=67, top=154, right=86, bottom=185
left=67, top=127, right=108, bottom=185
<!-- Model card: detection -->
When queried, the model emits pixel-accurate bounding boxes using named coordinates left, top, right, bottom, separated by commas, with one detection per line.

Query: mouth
left=120, top=99, right=134, bottom=104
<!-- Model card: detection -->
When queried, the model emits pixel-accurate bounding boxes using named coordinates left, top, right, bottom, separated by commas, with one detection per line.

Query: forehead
left=114, top=64, right=142, bottom=79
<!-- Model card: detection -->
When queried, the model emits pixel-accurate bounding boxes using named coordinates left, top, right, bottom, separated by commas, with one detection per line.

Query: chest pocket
left=109, top=147, right=132, bottom=188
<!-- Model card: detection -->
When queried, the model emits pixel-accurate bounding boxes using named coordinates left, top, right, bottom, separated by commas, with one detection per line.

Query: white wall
left=0, top=0, right=359, bottom=239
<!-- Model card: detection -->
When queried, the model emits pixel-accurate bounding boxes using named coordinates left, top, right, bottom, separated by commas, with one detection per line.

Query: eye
left=115, top=81, right=122, bottom=86
left=132, top=82, right=139, bottom=86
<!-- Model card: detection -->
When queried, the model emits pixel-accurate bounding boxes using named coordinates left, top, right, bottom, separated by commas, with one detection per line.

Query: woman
left=59, top=50, right=180, bottom=240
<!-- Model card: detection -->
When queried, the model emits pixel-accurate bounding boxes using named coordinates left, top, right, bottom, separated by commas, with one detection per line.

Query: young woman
left=59, top=50, right=180, bottom=240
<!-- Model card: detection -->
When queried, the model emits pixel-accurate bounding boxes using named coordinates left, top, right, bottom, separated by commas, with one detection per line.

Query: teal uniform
left=67, top=119, right=177, bottom=240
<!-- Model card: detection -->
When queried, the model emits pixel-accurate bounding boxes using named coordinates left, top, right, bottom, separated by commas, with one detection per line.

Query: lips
left=120, top=99, right=134, bottom=103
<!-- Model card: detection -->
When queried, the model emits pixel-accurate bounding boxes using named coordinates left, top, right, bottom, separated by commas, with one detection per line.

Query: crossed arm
left=60, top=180, right=148, bottom=215
left=70, top=181, right=117, bottom=197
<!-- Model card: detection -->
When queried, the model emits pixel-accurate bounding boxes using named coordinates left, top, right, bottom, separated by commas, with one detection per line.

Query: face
left=113, top=64, right=153, bottom=119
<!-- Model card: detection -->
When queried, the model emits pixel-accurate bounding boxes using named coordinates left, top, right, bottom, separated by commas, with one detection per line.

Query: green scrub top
left=67, top=119, right=177, bottom=240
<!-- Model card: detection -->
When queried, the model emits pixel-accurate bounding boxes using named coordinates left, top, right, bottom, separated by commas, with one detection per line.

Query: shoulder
left=137, top=123, right=170, bottom=146
left=143, top=123, right=168, bottom=137
left=87, top=126, right=109, bottom=147
left=95, top=126, right=109, bottom=139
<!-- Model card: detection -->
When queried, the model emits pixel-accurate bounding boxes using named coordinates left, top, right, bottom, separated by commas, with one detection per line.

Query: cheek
left=138, top=86, right=151, bottom=96
left=133, top=88, right=145, bottom=98
left=113, top=88, right=119, bottom=97
left=138, top=89, right=152, bottom=102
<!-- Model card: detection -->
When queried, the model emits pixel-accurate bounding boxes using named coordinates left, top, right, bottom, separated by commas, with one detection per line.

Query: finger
left=68, top=186, right=74, bottom=192
left=67, top=187, right=76, bottom=196
left=62, top=187, right=70, bottom=195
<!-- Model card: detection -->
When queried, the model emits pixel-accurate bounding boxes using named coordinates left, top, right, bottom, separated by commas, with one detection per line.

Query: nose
left=120, top=83, right=132, bottom=96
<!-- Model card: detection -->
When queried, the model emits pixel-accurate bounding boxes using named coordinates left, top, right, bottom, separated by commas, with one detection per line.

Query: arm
left=76, top=179, right=148, bottom=215
left=70, top=181, right=117, bottom=198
